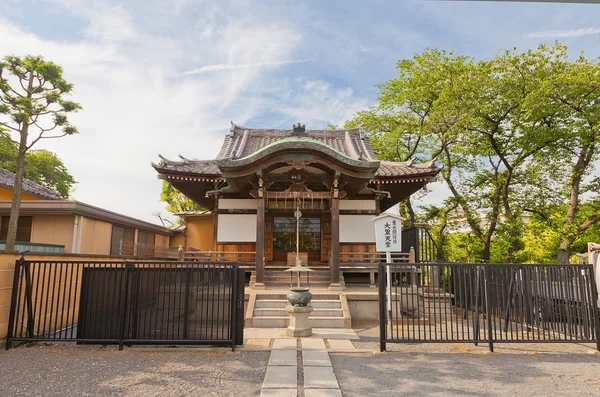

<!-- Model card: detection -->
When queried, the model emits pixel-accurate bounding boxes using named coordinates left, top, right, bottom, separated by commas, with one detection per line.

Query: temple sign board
left=372, top=213, right=404, bottom=327
left=373, top=213, right=403, bottom=253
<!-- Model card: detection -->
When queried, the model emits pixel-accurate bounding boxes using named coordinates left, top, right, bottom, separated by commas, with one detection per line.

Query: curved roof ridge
left=230, top=121, right=364, bottom=136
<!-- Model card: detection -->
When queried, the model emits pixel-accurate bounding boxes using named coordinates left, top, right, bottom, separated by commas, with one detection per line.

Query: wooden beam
left=255, top=192, right=266, bottom=289
left=329, top=194, right=342, bottom=290
left=212, top=197, right=218, bottom=251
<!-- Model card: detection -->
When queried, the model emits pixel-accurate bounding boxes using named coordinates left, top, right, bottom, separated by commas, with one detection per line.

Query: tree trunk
left=5, top=135, right=28, bottom=251
left=558, top=144, right=593, bottom=264
left=405, top=197, right=416, bottom=228
left=5, top=70, right=34, bottom=251
left=482, top=237, right=491, bottom=263
left=557, top=248, right=570, bottom=265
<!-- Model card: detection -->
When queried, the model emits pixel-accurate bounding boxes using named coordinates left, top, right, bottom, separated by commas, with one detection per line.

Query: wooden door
left=321, top=214, right=331, bottom=262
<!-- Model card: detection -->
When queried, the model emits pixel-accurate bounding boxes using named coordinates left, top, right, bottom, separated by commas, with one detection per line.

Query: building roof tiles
left=0, top=168, right=62, bottom=200
left=152, top=122, right=439, bottom=180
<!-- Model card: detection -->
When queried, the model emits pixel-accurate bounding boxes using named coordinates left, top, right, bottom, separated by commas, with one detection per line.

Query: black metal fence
left=402, top=227, right=442, bottom=263
left=379, top=263, right=600, bottom=352
left=6, top=258, right=244, bottom=351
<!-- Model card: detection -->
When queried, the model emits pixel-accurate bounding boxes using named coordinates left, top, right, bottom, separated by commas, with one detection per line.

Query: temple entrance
left=272, top=215, right=321, bottom=262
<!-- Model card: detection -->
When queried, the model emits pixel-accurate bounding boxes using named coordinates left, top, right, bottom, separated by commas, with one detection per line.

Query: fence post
left=118, top=261, right=133, bottom=351
left=589, top=264, right=600, bottom=352
left=183, top=267, right=191, bottom=340
left=379, top=263, right=386, bottom=352
left=23, top=261, right=35, bottom=339
left=483, top=266, right=494, bottom=353
left=5, top=257, right=24, bottom=350
left=473, top=266, right=481, bottom=346
left=231, top=264, right=238, bottom=352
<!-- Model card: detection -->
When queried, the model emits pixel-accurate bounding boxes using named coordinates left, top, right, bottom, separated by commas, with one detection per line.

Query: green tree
left=0, top=134, right=76, bottom=197
left=0, top=55, right=81, bottom=249
left=345, top=44, right=598, bottom=263
left=524, top=45, right=600, bottom=263
left=160, top=181, right=204, bottom=216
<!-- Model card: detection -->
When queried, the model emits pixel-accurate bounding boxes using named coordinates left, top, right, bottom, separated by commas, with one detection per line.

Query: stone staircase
left=262, top=269, right=332, bottom=289
left=249, top=294, right=351, bottom=328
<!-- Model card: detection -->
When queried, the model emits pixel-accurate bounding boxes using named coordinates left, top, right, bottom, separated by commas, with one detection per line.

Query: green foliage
left=0, top=55, right=81, bottom=140
left=0, top=55, right=81, bottom=249
left=160, top=181, right=204, bottom=215
left=345, top=42, right=600, bottom=262
left=0, top=134, right=75, bottom=198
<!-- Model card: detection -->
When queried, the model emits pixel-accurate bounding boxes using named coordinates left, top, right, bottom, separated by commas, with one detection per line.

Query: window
left=273, top=216, right=320, bottom=251
left=137, top=230, right=155, bottom=246
left=110, top=225, right=135, bottom=256
left=0, top=216, right=33, bottom=242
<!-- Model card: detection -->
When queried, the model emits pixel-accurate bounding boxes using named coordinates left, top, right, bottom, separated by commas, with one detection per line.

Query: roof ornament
left=291, top=123, right=308, bottom=137
left=414, top=157, right=437, bottom=169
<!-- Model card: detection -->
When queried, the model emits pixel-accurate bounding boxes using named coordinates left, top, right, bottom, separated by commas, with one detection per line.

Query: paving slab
left=302, top=350, right=332, bottom=367
left=262, top=366, right=297, bottom=389
left=245, top=328, right=291, bottom=339
left=244, top=328, right=360, bottom=340
left=312, top=328, right=360, bottom=340
left=304, top=390, right=343, bottom=397
left=260, top=389, right=298, bottom=397
left=273, top=339, right=298, bottom=350
left=268, top=350, right=298, bottom=366
left=304, top=366, right=339, bottom=389
left=245, top=338, right=272, bottom=349
left=327, top=339, right=355, bottom=350
left=301, top=338, right=327, bottom=350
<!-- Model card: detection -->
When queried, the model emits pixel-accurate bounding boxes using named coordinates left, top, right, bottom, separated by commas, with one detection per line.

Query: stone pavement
left=258, top=336, right=356, bottom=397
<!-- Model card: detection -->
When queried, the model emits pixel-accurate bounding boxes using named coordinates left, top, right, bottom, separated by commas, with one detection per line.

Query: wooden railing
left=339, top=252, right=411, bottom=268
left=338, top=251, right=415, bottom=288
left=119, top=241, right=178, bottom=258
left=183, top=249, right=256, bottom=266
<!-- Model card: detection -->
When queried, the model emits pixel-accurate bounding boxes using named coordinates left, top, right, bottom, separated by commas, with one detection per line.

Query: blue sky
left=0, top=0, right=599, bottom=223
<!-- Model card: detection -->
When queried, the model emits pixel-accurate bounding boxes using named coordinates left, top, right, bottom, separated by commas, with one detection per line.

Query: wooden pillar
left=329, top=194, right=343, bottom=290
left=212, top=196, right=218, bottom=251
left=254, top=192, right=266, bottom=289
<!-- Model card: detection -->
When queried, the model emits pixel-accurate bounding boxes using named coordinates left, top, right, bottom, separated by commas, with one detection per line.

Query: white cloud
left=273, top=79, right=372, bottom=128
left=524, top=27, right=600, bottom=39
left=182, top=59, right=310, bottom=76
left=0, top=1, right=370, bottom=225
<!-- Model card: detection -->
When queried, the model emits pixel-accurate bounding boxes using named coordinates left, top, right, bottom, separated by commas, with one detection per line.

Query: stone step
left=252, top=316, right=347, bottom=328
left=253, top=308, right=344, bottom=317
left=308, top=316, right=347, bottom=328
left=252, top=316, right=289, bottom=328
left=254, top=299, right=342, bottom=309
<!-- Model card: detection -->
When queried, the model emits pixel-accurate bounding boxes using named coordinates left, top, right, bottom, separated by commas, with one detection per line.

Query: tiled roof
left=0, top=168, right=62, bottom=199
left=153, top=155, right=221, bottom=177
left=152, top=122, right=439, bottom=180
left=375, top=160, right=438, bottom=178
left=217, top=123, right=377, bottom=161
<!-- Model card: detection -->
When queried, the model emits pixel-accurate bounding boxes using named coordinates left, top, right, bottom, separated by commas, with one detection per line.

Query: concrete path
left=260, top=338, right=353, bottom=397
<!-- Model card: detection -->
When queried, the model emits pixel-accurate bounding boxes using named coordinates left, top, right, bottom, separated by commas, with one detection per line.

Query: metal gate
left=379, top=263, right=600, bottom=352
left=6, top=258, right=244, bottom=350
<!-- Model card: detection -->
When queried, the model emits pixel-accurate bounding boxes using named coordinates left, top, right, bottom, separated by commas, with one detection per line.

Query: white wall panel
left=217, top=214, right=257, bottom=242
left=218, top=199, right=257, bottom=210
left=339, top=200, right=377, bottom=210
left=340, top=215, right=376, bottom=242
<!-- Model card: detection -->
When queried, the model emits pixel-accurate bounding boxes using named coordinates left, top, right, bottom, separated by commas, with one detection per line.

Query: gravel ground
left=331, top=351, right=600, bottom=396
left=0, top=344, right=269, bottom=397
left=332, top=326, right=600, bottom=396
